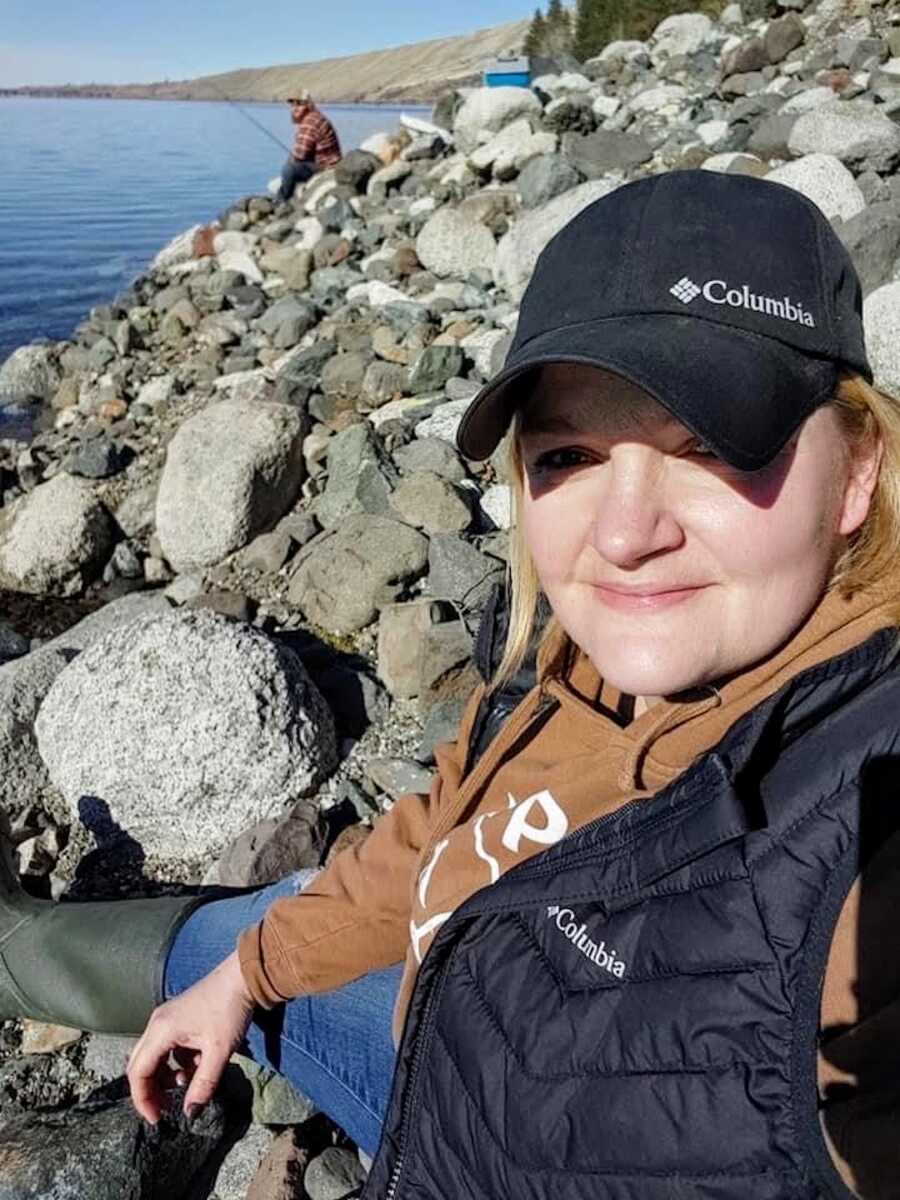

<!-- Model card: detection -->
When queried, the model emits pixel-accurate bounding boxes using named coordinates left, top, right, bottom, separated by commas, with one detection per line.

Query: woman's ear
left=838, top=432, right=883, bottom=537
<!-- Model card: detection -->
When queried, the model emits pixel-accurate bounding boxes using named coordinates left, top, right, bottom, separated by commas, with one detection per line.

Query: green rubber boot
left=0, top=808, right=209, bottom=1036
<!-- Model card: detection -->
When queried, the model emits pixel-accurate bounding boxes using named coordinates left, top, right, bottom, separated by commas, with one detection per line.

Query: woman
left=2, top=170, right=898, bottom=1197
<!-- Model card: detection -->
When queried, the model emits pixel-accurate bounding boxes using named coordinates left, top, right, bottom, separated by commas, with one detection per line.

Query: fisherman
left=278, top=89, right=342, bottom=202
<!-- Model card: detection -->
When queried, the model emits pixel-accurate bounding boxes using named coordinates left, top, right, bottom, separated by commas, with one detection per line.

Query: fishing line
left=203, top=76, right=293, bottom=154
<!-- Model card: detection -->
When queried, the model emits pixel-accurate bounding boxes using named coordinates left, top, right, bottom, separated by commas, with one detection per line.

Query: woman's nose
left=588, top=450, right=684, bottom=568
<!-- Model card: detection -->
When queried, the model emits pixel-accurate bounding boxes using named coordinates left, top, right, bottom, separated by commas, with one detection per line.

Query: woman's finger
left=182, top=1041, right=232, bottom=1116
left=128, top=1029, right=174, bottom=1125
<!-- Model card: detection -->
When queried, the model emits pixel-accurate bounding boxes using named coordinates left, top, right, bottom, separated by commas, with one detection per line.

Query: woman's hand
left=127, top=950, right=255, bottom=1124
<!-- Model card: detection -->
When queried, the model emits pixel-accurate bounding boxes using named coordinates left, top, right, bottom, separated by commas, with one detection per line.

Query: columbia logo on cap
left=670, top=276, right=701, bottom=304
left=669, top=274, right=816, bottom=328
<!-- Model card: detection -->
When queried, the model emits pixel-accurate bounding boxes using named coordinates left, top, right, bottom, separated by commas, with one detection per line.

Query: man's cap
left=456, top=170, right=871, bottom=470
left=286, top=88, right=312, bottom=103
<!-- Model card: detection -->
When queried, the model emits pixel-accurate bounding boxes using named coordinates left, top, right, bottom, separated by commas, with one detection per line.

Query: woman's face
left=518, top=364, right=879, bottom=698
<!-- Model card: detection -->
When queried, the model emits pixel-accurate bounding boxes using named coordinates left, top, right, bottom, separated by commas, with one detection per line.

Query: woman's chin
left=583, top=642, right=716, bottom=700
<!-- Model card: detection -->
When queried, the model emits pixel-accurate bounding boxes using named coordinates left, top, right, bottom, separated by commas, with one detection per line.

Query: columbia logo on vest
left=669, top=275, right=816, bottom=328
left=546, top=905, right=627, bottom=979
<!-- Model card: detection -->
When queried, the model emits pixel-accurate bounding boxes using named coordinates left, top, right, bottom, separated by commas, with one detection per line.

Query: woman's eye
left=533, top=447, right=591, bottom=471
left=686, top=439, right=718, bottom=459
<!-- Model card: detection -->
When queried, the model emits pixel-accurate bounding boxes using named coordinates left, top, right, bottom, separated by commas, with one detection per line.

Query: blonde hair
left=489, top=370, right=900, bottom=692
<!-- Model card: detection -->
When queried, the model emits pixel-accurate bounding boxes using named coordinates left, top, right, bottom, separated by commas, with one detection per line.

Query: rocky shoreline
left=2, top=0, right=900, bottom=1194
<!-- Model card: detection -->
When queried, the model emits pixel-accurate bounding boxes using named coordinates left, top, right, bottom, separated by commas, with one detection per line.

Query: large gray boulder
left=788, top=102, right=900, bottom=173
left=156, top=397, right=305, bottom=572
left=35, top=610, right=337, bottom=860
left=0, top=473, right=114, bottom=596
left=415, top=206, right=498, bottom=279
left=562, top=130, right=653, bottom=178
left=518, top=153, right=582, bottom=209
left=0, top=648, right=70, bottom=822
left=453, top=87, right=542, bottom=154
left=0, top=343, right=61, bottom=404
left=0, top=595, right=171, bottom=822
left=864, top=283, right=900, bottom=397
left=426, top=534, right=505, bottom=610
left=649, top=12, right=713, bottom=64
left=766, top=154, right=865, bottom=222
left=288, top=515, right=429, bottom=635
left=494, top=178, right=621, bottom=299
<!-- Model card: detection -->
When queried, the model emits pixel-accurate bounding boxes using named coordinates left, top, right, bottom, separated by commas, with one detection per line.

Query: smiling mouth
left=592, top=583, right=707, bottom=611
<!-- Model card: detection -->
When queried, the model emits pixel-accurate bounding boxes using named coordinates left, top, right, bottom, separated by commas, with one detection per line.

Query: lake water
left=0, top=96, right=429, bottom=385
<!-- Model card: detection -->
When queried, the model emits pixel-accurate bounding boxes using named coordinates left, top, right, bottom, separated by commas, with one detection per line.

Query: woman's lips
left=592, top=584, right=706, bottom=612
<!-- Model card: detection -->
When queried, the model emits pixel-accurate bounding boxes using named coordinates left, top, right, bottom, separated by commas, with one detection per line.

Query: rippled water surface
left=0, top=96, right=428, bottom=367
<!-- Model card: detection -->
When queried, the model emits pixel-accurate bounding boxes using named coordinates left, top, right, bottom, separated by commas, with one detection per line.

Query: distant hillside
left=2, top=17, right=531, bottom=105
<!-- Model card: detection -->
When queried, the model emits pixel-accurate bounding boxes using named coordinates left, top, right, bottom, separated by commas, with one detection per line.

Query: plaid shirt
left=292, top=109, right=342, bottom=168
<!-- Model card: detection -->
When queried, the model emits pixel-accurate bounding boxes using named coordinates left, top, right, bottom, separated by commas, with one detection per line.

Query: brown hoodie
left=238, top=582, right=899, bottom=1195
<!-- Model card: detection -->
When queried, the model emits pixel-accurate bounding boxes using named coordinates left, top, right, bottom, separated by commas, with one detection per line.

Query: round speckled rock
left=0, top=474, right=114, bottom=597
left=766, top=153, right=865, bottom=222
left=35, top=609, right=337, bottom=861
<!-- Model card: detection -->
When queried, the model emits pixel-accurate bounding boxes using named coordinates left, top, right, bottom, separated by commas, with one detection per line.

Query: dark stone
left=764, top=12, right=806, bottom=65
left=741, top=0, right=777, bottom=16
left=0, top=1087, right=234, bottom=1199
left=562, top=130, right=653, bottom=178
left=314, top=664, right=390, bottom=737
left=64, top=438, right=131, bottom=479
left=87, top=337, right=117, bottom=371
left=730, top=94, right=785, bottom=125
left=309, top=264, right=366, bottom=306
left=416, top=696, right=467, bottom=764
left=721, top=71, right=767, bottom=97
left=304, top=1146, right=367, bottom=1199
left=320, top=350, right=372, bottom=406
left=516, top=154, right=583, bottom=209
left=0, top=623, right=29, bottom=663
left=409, top=345, right=464, bottom=395
left=318, top=196, right=356, bottom=233
left=835, top=201, right=900, bottom=296
left=746, top=113, right=799, bottom=159
left=185, top=590, right=253, bottom=622
left=834, top=35, right=888, bottom=71
left=542, top=95, right=597, bottom=136
left=721, top=37, right=768, bottom=79
left=216, top=806, right=324, bottom=887
left=257, top=296, right=317, bottom=340
left=426, top=534, right=505, bottom=611
left=276, top=340, right=337, bottom=397
left=225, top=285, right=267, bottom=320
left=334, top=149, right=381, bottom=193
left=392, top=436, right=468, bottom=483
left=431, top=89, right=463, bottom=132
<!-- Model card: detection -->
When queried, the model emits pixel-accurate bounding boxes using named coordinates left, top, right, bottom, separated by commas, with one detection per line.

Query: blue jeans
left=279, top=156, right=316, bottom=202
left=163, top=871, right=400, bottom=1156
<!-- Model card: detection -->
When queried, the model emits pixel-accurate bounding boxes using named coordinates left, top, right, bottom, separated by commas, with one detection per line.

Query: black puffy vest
left=364, top=628, right=900, bottom=1200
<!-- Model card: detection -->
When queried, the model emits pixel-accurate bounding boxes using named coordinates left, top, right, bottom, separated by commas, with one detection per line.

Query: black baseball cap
left=456, top=170, right=871, bottom=470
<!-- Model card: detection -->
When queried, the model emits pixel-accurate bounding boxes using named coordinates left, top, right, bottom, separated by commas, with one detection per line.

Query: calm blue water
left=0, top=97, right=429, bottom=368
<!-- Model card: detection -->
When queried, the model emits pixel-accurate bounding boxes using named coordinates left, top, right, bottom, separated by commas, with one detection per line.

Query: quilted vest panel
left=365, top=634, right=900, bottom=1200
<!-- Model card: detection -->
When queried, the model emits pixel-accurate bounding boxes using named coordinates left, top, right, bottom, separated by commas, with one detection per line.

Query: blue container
left=482, top=55, right=532, bottom=88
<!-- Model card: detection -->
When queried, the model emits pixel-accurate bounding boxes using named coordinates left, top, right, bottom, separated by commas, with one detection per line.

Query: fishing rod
left=204, top=76, right=293, bottom=154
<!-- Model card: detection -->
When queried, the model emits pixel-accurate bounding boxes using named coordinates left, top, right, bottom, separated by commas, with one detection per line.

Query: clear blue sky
left=2, top=0, right=534, bottom=87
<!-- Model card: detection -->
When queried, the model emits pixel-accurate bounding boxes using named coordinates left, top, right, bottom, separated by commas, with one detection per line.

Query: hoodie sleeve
left=237, top=683, right=484, bottom=1007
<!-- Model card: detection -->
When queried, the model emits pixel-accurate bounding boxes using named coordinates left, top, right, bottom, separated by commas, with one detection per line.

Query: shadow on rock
left=68, top=795, right=155, bottom=900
